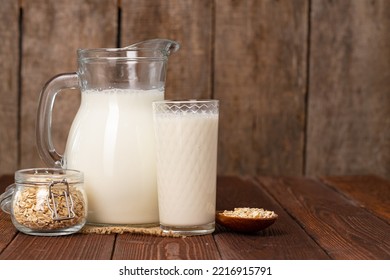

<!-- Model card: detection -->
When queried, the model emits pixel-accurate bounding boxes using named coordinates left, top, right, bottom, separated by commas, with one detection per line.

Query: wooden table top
left=0, top=174, right=389, bottom=260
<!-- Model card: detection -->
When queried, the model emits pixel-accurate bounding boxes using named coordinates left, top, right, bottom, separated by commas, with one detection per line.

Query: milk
left=154, top=111, right=218, bottom=226
left=64, top=89, right=163, bottom=224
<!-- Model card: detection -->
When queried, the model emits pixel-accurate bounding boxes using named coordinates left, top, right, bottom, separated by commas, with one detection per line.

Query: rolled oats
left=222, top=207, right=276, bottom=219
left=13, top=184, right=86, bottom=230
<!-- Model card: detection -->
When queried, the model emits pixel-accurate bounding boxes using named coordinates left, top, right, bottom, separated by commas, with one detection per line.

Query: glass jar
left=0, top=168, right=87, bottom=236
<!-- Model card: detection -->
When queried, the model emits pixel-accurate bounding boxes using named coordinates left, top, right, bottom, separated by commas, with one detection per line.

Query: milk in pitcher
left=64, top=89, right=163, bottom=225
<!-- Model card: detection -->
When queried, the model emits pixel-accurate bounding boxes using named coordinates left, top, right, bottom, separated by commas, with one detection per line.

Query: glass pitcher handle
left=36, top=73, right=79, bottom=167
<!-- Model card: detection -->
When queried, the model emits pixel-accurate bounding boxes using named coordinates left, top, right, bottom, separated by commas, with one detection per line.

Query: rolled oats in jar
left=0, top=168, right=87, bottom=236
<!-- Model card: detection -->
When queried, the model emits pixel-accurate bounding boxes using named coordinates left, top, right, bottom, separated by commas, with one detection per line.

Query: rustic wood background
left=0, top=0, right=389, bottom=179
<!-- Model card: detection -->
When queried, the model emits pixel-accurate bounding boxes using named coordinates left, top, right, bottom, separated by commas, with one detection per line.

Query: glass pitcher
left=36, top=39, right=180, bottom=226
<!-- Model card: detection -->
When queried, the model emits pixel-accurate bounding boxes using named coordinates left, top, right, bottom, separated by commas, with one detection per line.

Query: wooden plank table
left=0, top=174, right=389, bottom=260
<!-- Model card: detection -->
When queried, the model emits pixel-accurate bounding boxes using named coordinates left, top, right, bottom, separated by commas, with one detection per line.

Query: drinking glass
left=153, top=100, right=219, bottom=235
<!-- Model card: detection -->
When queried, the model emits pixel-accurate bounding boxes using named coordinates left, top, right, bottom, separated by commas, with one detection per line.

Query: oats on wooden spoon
left=216, top=207, right=278, bottom=233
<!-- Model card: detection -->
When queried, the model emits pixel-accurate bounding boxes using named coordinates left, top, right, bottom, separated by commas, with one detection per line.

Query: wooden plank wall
left=0, top=0, right=19, bottom=176
left=0, top=0, right=389, bottom=180
left=20, top=0, right=117, bottom=168
left=307, top=0, right=390, bottom=178
left=215, top=0, right=307, bottom=176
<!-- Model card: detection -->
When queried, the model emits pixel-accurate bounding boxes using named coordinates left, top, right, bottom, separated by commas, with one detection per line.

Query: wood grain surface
left=121, top=0, right=213, bottom=101
left=0, top=0, right=389, bottom=180
left=306, top=0, right=390, bottom=179
left=0, top=211, right=18, bottom=254
left=113, top=234, right=220, bottom=260
left=258, top=176, right=390, bottom=259
left=215, top=176, right=329, bottom=260
left=0, top=233, right=116, bottom=260
left=320, top=175, right=390, bottom=221
left=214, top=0, right=308, bottom=176
left=0, top=174, right=389, bottom=259
left=0, top=0, right=19, bottom=175
left=20, top=0, right=117, bottom=169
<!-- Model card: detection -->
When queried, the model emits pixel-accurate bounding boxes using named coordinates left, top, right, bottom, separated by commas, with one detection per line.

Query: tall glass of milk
left=153, top=100, right=219, bottom=235
left=36, top=39, right=180, bottom=226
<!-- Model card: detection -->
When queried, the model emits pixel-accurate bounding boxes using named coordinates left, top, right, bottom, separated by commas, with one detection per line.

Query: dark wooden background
left=0, top=0, right=389, bottom=179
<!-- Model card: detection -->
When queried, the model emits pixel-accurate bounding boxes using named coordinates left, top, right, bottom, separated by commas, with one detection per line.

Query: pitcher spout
left=125, top=38, right=180, bottom=56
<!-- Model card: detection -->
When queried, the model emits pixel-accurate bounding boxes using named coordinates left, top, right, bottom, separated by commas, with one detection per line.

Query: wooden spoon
left=216, top=208, right=278, bottom=233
